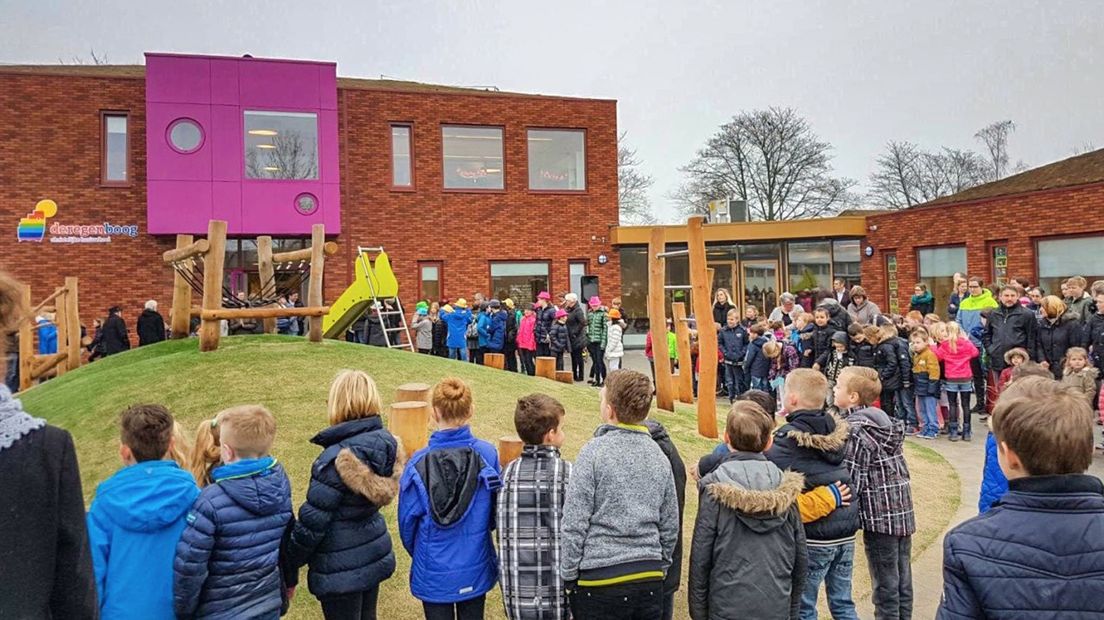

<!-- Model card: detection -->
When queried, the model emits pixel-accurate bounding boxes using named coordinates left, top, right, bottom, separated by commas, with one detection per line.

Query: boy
left=688, top=400, right=807, bottom=620
left=560, top=369, right=678, bottom=619
left=823, top=332, right=855, bottom=409
left=88, top=404, right=199, bottom=619
left=173, top=405, right=293, bottom=619
left=766, top=369, right=860, bottom=620
left=848, top=323, right=876, bottom=368
left=911, top=330, right=942, bottom=439
left=719, top=308, right=749, bottom=402
left=550, top=308, right=570, bottom=371
left=498, top=394, right=572, bottom=620
left=745, top=322, right=772, bottom=391
left=809, top=307, right=837, bottom=373
left=939, top=377, right=1104, bottom=618
left=836, top=367, right=916, bottom=619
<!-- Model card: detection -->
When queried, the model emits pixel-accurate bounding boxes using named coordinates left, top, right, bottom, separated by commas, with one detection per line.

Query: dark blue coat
left=939, top=474, right=1104, bottom=619
left=718, top=324, right=749, bottom=364
left=535, top=305, right=557, bottom=346
left=550, top=322, right=570, bottom=354
left=173, top=457, right=292, bottom=619
left=486, top=310, right=507, bottom=351
left=745, top=335, right=771, bottom=379
left=288, top=417, right=399, bottom=599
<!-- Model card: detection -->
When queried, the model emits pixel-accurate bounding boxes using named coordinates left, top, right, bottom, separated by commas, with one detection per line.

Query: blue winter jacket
left=398, top=425, right=501, bottom=604
left=288, top=416, right=399, bottom=598
left=173, top=457, right=293, bottom=619
left=745, top=335, right=771, bottom=379
left=37, top=319, right=57, bottom=354
left=718, top=324, right=749, bottom=363
left=978, top=432, right=1008, bottom=513
left=442, top=308, right=473, bottom=349
left=87, top=460, right=199, bottom=620
left=487, top=310, right=507, bottom=351
left=477, top=312, right=491, bottom=348
left=939, top=474, right=1104, bottom=619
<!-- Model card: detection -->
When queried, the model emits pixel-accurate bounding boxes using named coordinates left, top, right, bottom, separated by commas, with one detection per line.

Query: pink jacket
left=517, top=315, right=537, bottom=351
left=934, top=337, right=979, bottom=380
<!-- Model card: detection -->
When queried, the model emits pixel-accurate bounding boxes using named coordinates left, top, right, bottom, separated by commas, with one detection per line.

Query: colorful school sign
left=17, top=199, right=138, bottom=244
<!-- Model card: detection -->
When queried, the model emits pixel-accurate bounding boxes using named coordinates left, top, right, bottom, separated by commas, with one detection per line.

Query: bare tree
left=974, top=120, right=1015, bottom=181
left=677, top=107, right=855, bottom=220
left=617, top=132, right=656, bottom=224
left=246, top=132, right=318, bottom=179
left=59, top=48, right=109, bottom=65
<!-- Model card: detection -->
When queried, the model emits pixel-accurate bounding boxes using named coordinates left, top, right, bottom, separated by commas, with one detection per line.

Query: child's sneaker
left=905, top=427, right=920, bottom=437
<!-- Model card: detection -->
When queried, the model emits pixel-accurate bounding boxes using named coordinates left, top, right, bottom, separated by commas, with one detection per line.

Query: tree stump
left=535, top=356, right=556, bottom=380
left=555, top=370, right=574, bottom=384
left=484, top=352, right=505, bottom=370
left=498, top=436, right=524, bottom=467
left=390, top=401, right=430, bottom=455
left=396, top=382, right=432, bottom=404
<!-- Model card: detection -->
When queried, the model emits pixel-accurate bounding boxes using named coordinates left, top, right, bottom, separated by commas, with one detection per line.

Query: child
left=517, top=304, right=537, bottom=376
left=934, top=322, right=979, bottom=441
left=940, top=376, right=1104, bottom=617
left=173, top=405, right=293, bottom=619
left=560, top=370, right=678, bottom=619
left=809, top=307, right=837, bottom=373
left=998, top=347, right=1029, bottom=394
left=399, top=378, right=499, bottom=619
left=848, top=323, right=876, bottom=368
left=189, top=416, right=221, bottom=487
left=1061, top=347, right=1099, bottom=405
left=411, top=305, right=433, bottom=354
left=743, top=304, right=760, bottom=328
left=872, top=324, right=904, bottom=427
left=911, top=330, right=942, bottom=439
left=765, top=339, right=799, bottom=408
left=550, top=308, right=570, bottom=371
left=766, top=369, right=860, bottom=620
left=688, top=400, right=807, bottom=620
left=836, top=367, right=916, bottom=619
left=288, top=371, right=400, bottom=619
left=979, top=362, right=1053, bottom=513
left=823, top=332, right=855, bottom=408
left=769, top=319, right=786, bottom=341
left=498, top=394, right=572, bottom=620
left=795, top=312, right=816, bottom=368
left=87, top=404, right=199, bottom=619
left=745, top=322, right=772, bottom=391
left=441, top=299, right=473, bottom=362
left=605, top=309, right=625, bottom=372
left=719, top=308, right=750, bottom=402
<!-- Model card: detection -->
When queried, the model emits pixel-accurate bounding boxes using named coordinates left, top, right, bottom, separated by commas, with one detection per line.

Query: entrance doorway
left=741, top=260, right=779, bottom=317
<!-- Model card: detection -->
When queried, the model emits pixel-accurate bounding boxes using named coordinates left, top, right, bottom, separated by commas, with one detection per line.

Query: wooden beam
left=199, top=306, right=331, bottom=321
left=271, top=241, right=338, bottom=264
left=648, top=227, right=675, bottom=412
left=200, top=221, right=227, bottom=352
left=688, top=216, right=719, bottom=438
left=161, top=239, right=210, bottom=263
left=18, top=284, right=33, bottom=392
left=170, top=235, right=194, bottom=339
left=671, top=302, right=694, bottom=404
left=53, top=291, right=68, bottom=376
left=307, top=224, right=325, bottom=343
left=28, top=285, right=67, bottom=319
left=30, top=352, right=67, bottom=379
left=65, top=277, right=80, bottom=372
left=256, top=236, right=277, bottom=334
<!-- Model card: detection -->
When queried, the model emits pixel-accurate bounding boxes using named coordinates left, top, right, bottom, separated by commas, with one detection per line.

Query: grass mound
left=19, top=336, right=958, bottom=619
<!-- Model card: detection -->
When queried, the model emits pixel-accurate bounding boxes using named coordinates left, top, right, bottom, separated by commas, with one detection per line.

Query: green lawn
left=19, top=336, right=958, bottom=619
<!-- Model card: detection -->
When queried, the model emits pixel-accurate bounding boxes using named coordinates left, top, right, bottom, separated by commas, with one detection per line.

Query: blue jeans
left=896, top=386, right=918, bottom=428
left=750, top=375, right=769, bottom=391
left=918, top=395, right=939, bottom=436
left=801, top=542, right=858, bottom=620
left=448, top=347, right=468, bottom=362
left=723, top=363, right=745, bottom=401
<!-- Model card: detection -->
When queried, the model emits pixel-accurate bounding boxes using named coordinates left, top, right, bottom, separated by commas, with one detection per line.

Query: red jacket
left=517, top=315, right=536, bottom=351
left=934, top=337, right=979, bottom=381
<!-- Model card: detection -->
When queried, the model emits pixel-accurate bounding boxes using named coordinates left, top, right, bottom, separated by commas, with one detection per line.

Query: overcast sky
left=3, top=0, right=1102, bottom=222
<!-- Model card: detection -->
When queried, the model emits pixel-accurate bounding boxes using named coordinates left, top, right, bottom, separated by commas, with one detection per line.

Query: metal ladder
left=357, top=246, right=414, bottom=351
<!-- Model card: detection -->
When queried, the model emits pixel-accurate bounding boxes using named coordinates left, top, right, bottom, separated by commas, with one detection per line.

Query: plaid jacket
left=496, top=445, right=572, bottom=620
left=842, top=407, right=916, bottom=537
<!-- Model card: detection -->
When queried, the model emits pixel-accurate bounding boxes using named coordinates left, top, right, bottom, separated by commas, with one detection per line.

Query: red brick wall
left=0, top=70, right=619, bottom=344
left=861, top=183, right=1104, bottom=311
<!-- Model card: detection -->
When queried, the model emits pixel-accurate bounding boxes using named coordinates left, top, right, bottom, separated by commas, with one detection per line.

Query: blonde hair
left=328, top=370, right=382, bottom=425
left=763, top=341, right=782, bottom=359
left=433, top=377, right=473, bottom=424
left=1040, top=295, right=1067, bottom=320
left=217, top=405, right=276, bottom=458
left=1064, top=347, right=1090, bottom=371
left=878, top=324, right=899, bottom=344
left=906, top=310, right=923, bottom=323
left=169, top=422, right=192, bottom=469
left=863, top=324, right=882, bottom=344
left=944, top=322, right=964, bottom=353
left=190, top=417, right=221, bottom=487
left=838, top=366, right=882, bottom=406
left=928, top=321, right=948, bottom=343
left=784, top=369, right=829, bottom=411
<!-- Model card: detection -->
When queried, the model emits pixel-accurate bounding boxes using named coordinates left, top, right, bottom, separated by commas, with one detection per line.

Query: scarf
left=0, top=385, right=46, bottom=452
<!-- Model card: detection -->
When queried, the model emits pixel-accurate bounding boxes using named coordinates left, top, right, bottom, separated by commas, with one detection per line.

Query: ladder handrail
left=356, top=246, right=414, bottom=352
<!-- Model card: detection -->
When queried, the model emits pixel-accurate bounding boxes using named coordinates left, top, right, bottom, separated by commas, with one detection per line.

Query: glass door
left=709, top=261, right=735, bottom=297
left=741, top=260, right=780, bottom=316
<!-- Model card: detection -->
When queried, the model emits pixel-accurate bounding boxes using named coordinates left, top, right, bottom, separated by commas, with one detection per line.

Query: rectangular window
left=391, top=124, right=413, bottom=189
left=569, top=261, right=588, bottom=299
left=244, top=111, right=319, bottom=179
left=1037, top=235, right=1104, bottom=297
left=787, top=241, right=832, bottom=299
left=419, top=262, right=442, bottom=302
left=102, top=113, right=129, bottom=184
left=528, top=129, right=586, bottom=190
left=918, top=246, right=967, bottom=317
left=490, top=262, right=549, bottom=303
left=443, top=125, right=504, bottom=190
left=619, top=247, right=648, bottom=347
left=832, top=239, right=862, bottom=288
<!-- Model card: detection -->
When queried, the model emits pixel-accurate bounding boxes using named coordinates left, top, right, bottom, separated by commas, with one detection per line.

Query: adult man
left=768, top=292, right=803, bottom=327
left=984, top=284, right=1039, bottom=377
left=563, top=293, right=588, bottom=382
left=956, top=277, right=1000, bottom=413
left=101, top=306, right=131, bottom=356
left=832, top=278, right=851, bottom=308
left=846, top=286, right=881, bottom=325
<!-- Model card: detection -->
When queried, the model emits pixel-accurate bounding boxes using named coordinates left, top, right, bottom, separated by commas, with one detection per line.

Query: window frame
left=418, top=260, right=444, bottom=302
left=389, top=122, right=416, bottom=192
left=526, top=126, right=588, bottom=194
left=242, top=109, right=321, bottom=182
left=488, top=260, right=552, bottom=300
left=1034, top=233, right=1104, bottom=287
left=569, top=259, right=590, bottom=299
left=441, top=123, right=507, bottom=193
left=100, top=111, right=131, bottom=187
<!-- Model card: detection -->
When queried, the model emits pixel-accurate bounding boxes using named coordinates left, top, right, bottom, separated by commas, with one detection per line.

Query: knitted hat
left=588, top=296, right=601, bottom=308
left=608, top=309, right=622, bottom=320
left=537, top=291, right=552, bottom=301
left=455, top=298, right=468, bottom=309
left=831, top=331, right=849, bottom=345
left=489, top=300, right=501, bottom=309
left=415, top=301, right=429, bottom=312
left=416, top=307, right=428, bottom=316
left=1004, top=347, right=1029, bottom=364
left=555, top=308, right=568, bottom=319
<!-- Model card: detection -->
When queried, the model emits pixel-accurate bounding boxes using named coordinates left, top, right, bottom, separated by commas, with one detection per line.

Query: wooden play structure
left=649, top=216, right=719, bottom=438
left=18, top=277, right=81, bottom=391
left=322, top=246, right=413, bottom=351
left=164, top=220, right=336, bottom=352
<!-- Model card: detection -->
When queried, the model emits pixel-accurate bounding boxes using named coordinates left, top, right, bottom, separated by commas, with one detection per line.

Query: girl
left=764, top=339, right=798, bottom=409
left=1061, top=347, right=1100, bottom=410
left=189, top=416, right=222, bottom=486
left=516, top=304, right=537, bottom=376
left=169, top=422, right=193, bottom=469
left=605, top=308, right=625, bottom=371
left=1037, top=295, right=1082, bottom=380
left=411, top=305, right=433, bottom=354
left=910, top=283, right=934, bottom=316
left=430, top=302, right=448, bottom=358
left=398, top=378, right=499, bottom=620
left=288, top=370, right=400, bottom=620
left=934, top=322, right=979, bottom=441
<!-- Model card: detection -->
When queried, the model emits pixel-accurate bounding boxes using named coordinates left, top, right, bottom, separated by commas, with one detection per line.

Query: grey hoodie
left=559, top=423, right=678, bottom=584
left=689, top=453, right=806, bottom=620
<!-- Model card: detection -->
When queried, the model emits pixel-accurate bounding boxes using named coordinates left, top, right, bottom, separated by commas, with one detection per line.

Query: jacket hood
left=784, top=411, right=850, bottom=453
left=592, top=422, right=650, bottom=439
left=960, top=289, right=998, bottom=311
left=415, top=446, right=488, bottom=527
left=844, top=406, right=902, bottom=452
left=643, top=418, right=671, bottom=444
left=336, top=446, right=404, bottom=506
left=140, top=309, right=160, bottom=318
left=311, top=416, right=384, bottom=447
left=752, top=335, right=769, bottom=346
left=703, top=455, right=803, bottom=533
left=95, top=461, right=198, bottom=532
left=211, top=457, right=291, bottom=516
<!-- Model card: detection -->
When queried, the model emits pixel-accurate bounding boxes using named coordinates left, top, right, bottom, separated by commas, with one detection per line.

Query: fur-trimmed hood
left=784, top=412, right=850, bottom=453
left=701, top=454, right=803, bottom=532
left=335, top=440, right=406, bottom=507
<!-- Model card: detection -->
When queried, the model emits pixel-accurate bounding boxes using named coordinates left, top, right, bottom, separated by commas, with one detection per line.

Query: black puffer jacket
left=875, top=340, right=902, bottom=391
left=766, top=410, right=859, bottom=543
left=431, top=317, right=448, bottom=355
left=549, top=322, right=570, bottom=355
left=984, top=303, right=1038, bottom=372
left=287, top=416, right=400, bottom=598
left=1037, top=312, right=1086, bottom=379
left=535, top=305, right=556, bottom=346
left=810, top=324, right=837, bottom=369
left=101, top=314, right=130, bottom=355
left=645, top=419, right=687, bottom=597
left=851, top=339, right=876, bottom=369
left=136, top=309, right=166, bottom=346
left=824, top=301, right=851, bottom=332
left=1088, top=313, right=1104, bottom=374
left=565, top=304, right=588, bottom=351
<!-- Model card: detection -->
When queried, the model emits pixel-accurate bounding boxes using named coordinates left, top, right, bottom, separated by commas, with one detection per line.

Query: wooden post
left=18, top=284, right=34, bottom=392
left=498, top=436, right=524, bottom=467
left=672, top=302, right=694, bottom=404
left=200, top=221, right=227, bottom=352
left=535, top=356, right=556, bottom=380
left=390, top=401, right=430, bottom=455
left=484, top=352, right=505, bottom=370
left=53, top=290, right=68, bottom=376
left=648, top=227, right=675, bottom=412
left=688, top=216, right=718, bottom=438
left=65, top=277, right=80, bottom=372
left=396, top=382, right=431, bottom=404
left=308, top=224, right=325, bottom=343
left=171, top=235, right=195, bottom=339
left=256, top=236, right=277, bottom=334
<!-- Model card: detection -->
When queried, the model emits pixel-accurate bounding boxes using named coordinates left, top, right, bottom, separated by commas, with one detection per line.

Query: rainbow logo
left=17, top=199, right=57, bottom=242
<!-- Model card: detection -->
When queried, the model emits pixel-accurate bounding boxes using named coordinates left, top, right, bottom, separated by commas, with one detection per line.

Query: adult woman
left=947, top=281, right=969, bottom=321
left=0, top=272, right=97, bottom=618
left=768, top=292, right=803, bottom=327
left=909, top=283, right=934, bottom=316
left=1037, top=295, right=1084, bottom=380
left=846, top=286, right=881, bottom=325
left=137, top=299, right=166, bottom=346
left=712, top=289, right=736, bottom=327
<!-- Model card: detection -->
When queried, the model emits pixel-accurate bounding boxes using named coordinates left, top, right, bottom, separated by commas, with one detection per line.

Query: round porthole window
left=168, top=119, right=203, bottom=153
left=295, top=193, right=319, bottom=215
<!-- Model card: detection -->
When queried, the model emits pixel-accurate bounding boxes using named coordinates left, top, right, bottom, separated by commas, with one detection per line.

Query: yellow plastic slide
left=322, top=250, right=400, bottom=339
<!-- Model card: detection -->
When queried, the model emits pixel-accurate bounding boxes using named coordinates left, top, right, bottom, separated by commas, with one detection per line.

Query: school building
left=2, top=52, right=619, bottom=332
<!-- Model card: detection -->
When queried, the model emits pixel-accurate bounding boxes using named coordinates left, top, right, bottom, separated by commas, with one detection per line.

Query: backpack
left=893, top=337, right=913, bottom=388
